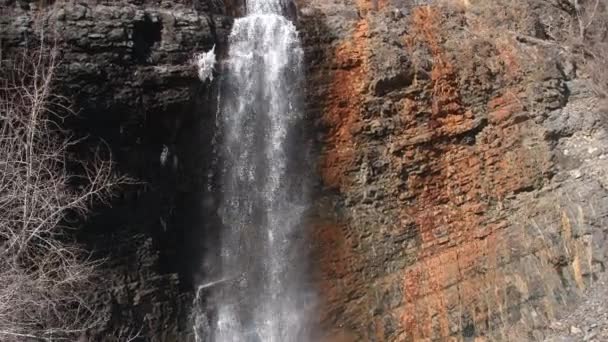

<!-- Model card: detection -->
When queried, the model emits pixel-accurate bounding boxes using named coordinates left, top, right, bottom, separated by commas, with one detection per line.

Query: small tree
left=0, top=41, right=127, bottom=340
left=570, top=0, right=608, bottom=97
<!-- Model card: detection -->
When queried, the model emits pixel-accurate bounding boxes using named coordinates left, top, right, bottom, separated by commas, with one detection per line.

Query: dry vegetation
left=463, top=0, right=608, bottom=97
left=0, top=41, right=128, bottom=340
left=572, top=0, right=608, bottom=97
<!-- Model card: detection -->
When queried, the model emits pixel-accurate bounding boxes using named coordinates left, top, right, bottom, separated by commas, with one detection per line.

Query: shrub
left=0, top=41, right=127, bottom=340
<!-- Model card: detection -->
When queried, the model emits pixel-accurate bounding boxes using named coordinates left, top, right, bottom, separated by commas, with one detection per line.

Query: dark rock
left=1, top=0, right=229, bottom=340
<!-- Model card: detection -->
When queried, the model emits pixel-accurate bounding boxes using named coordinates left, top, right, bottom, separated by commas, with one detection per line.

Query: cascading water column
left=195, top=1, right=311, bottom=341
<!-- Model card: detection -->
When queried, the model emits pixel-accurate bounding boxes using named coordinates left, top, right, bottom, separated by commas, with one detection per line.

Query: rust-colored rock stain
left=308, top=2, right=571, bottom=341
left=394, top=6, right=552, bottom=340
left=319, top=18, right=369, bottom=190
left=314, top=1, right=373, bottom=340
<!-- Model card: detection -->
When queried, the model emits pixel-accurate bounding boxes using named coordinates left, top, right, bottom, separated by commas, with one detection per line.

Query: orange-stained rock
left=298, top=0, right=606, bottom=340
left=319, top=16, right=370, bottom=191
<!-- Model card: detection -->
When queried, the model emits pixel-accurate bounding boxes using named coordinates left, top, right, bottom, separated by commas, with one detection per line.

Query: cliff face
left=2, top=0, right=608, bottom=341
left=298, top=0, right=608, bottom=340
left=2, top=0, right=231, bottom=340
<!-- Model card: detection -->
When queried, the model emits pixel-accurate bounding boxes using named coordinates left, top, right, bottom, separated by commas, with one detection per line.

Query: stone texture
left=1, top=0, right=230, bottom=340
left=297, top=0, right=608, bottom=340
left=543, top=274, right=608, bottom=342
left=3, top=0, right=608, bottom=340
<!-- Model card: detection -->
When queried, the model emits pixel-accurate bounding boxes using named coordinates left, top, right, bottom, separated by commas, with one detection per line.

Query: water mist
left=194, top=1, right=313, bottom=341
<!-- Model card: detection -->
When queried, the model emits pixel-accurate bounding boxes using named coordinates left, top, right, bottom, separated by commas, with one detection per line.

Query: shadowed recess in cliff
left=193, top=0, right=315, bottom=341
left=132, top=14, right=162, bottom=64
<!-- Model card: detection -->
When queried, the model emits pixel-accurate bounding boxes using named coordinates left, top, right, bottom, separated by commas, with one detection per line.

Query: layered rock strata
left=2, top=0, right=230, bottom=339
left=297, top=0, right=608, bottom=340
left=3, top=0, right=608, bottom=340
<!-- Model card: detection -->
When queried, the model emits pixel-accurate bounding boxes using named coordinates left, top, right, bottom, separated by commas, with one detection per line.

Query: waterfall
left=194, top=1, right=311, bottom=341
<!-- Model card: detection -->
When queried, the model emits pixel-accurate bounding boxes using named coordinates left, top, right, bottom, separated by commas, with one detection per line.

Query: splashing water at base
left=194, top=1, right=312, bottom=341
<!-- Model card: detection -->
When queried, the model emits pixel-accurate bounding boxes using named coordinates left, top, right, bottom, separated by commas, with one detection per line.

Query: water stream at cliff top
left=194, top=0, right=311, bottom=341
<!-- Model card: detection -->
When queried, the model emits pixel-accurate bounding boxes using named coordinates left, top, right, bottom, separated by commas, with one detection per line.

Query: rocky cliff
left=2, top=0, right=608, bottom=341
left=297, top=0, right=608, bottom=340
left=2, top=0, right=231, bottom=340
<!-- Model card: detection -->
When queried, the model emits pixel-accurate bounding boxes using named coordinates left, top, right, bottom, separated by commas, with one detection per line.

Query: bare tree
left=0, top=40, right=128, bottom=340
left=574, top=0, right=608, bottom=97
left=572, top=0, right=602, bottom=39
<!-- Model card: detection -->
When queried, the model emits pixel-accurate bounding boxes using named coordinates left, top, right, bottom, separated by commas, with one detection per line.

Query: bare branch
left=0, top=38, right=130, bottom=339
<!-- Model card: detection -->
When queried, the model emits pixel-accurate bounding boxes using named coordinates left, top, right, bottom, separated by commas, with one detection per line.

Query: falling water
left=194, top=0, right=311, bottom=341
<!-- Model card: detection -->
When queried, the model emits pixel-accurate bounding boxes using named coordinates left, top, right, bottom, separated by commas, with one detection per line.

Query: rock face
left=297, top=0, right=608, bottom=340
left=3, top=0, right=608, bottom=341
left=543, top=272, right=608, bottom=341
left=2, top=0, right=231, bottom=340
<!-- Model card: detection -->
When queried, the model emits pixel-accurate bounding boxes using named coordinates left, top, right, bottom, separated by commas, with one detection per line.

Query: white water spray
left=194, top=1, right=311, bottom=341
left=195, top=45, right=216, bottom=82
